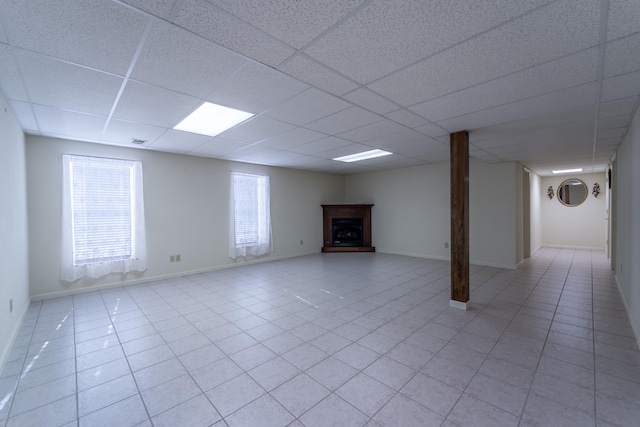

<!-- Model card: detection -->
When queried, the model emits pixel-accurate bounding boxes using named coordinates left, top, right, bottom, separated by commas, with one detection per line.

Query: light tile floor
left=1, top=248, right=639, bottom=426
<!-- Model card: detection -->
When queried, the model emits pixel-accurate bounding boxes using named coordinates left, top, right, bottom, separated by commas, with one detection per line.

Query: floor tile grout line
left=118, top=281, right=226, bottom=425
left=515, top=248, right=572, bottom=427
left=1, top=300, right=50, bottom=426
left=442, top=249, right=561, bottom=425
left=3, top=249, right=638, bottom=426
left=591, top=250, right=598, bottom=425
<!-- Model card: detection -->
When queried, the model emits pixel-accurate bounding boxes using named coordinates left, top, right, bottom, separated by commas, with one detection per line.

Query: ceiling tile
left=364, top=155, right=425, bottom=170
left=306, top=106, right=381, bottom=134
left=0, top=0, right=149, bottom=75
left=472, top=121, right=593, bottom=150
left=277, top=54, right=358, bottom=96
left=172, top=0, right=295, bottom=67
left=9, top=100, right=38, bottom=132
left=338, top=119, right=406, bottom=142
left=343, top=87, right=399, bottom=115
left=392, top=140, right=450, bottom=162
left=206, top=0, right=367, bottom=49
left=0, top=13, right=7, bottom=43
left=101, top=119, right=168, bottom=146
left=222, top=144, right=283, bottom=163
left=436, top=82, right=598, bottom=133
left=411, top=48, right=598, bottom=122
left=598, top=96, right=639, bottom=118
left=112, top=80, right=201, bottom=128
left=119, top=0, right=177, bottom=19
left=601, top=71, right=640, bottom=102
left=598, top=127, right=626, bottom=139
left=370, top=0, right=600, bottom=106
left=607, top=0, right=640, bottom=41
left=16, top=51, right=122, bottom=117
left=209, top=61, right=309, bottom=114
left=218, top=116, right=296, bottom=143
left=131, top=20, right=247, bottom=98
left=289, top=157, right=354, bottom=173
left=289, top=136, right=352, bottom=155
left=1, top=0, right=635, bottom=176
left=33, top=105, right=106, bottom=142
left=0, top=45, right=28, bottom=102
left=414, top=123, right=449, bottom=139
left=254, top=150, right=305, bottom=166
left=259, top=127, right=326, bottom=150
left=362, top=128, right=432, bottom=149
left=603, top=33, right=640, bottom=78
left=273, top=154, right=328, bottom=170
left=598, top=115, right=633, bottom=131
left=305, top=0, right=551, bottom=83
left=264, top=88, right=350, bottom=126
left=470, top=105, right=596, bottom=142
left=384, top=109, right=431, bottom=128
left=148, top=129, right=212, bottom=152
left=188, top=137, right=249, bottom=157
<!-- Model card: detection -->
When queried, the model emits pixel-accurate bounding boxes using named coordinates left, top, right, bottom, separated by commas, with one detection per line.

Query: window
left=61, top=155, right=147, bottom=281
left=229, top=172, right=272, bottom=258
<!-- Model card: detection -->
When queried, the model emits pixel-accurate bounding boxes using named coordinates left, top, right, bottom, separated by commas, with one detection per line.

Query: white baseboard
left=542, top=244, right=606, bottom=251
left=0, top=300, right=31, bottom=377
left=30, top=251, right=320, bottom=302
left=614, top=274, right=640, bottom=351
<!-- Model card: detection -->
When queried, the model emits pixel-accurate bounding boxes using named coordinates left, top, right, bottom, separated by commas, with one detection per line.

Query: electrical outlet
left=444, top=242, right=449, bottom=248
left=176, top=254, right=181, bottom=262
left=170, top=255, right=175, bottom=262
left=9, top=299, right=13, bottom=313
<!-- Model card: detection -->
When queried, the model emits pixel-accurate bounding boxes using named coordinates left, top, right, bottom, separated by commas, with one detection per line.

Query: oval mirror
left=557, top=178, right=588, bottom=207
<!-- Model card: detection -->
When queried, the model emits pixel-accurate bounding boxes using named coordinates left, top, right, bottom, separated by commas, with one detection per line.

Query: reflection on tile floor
left=1, top=248, right=639, bottom=426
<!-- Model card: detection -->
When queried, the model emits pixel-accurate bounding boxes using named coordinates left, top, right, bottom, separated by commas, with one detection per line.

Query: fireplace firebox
left=322, top=204, right=374, bottom=252
left=332, top=218, right=364, bottom=247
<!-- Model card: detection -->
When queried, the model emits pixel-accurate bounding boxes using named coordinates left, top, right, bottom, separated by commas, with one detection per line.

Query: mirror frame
left=557, top=178, right=588, bottom=207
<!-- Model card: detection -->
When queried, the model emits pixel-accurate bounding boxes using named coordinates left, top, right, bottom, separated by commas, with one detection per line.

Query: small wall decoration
left=547, top=185, right=554, bottom=199
left=592, top=183, right=600, bottom=198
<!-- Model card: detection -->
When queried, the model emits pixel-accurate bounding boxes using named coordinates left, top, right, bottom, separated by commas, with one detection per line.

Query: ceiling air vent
left=131, top=138, right=147, bottom=145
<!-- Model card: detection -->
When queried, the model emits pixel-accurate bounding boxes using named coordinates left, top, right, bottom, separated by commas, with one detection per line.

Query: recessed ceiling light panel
left=174, top=102, right=254, bottom=137
left=333, top=149, right=393, bottom=163
left=552, top=168, right=583, bottom=174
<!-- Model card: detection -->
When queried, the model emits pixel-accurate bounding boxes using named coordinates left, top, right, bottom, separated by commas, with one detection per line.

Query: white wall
left=345, top=162, right=450, bottom=260
left=529, top=172, right=543, bottom=253
left=0, top=94, right=30, bottom=372
left=470, top=159, right=522, bottom=268
left=345, top=158, right=522, bottom=269
left=26, top=136, right=345, bottom=299
left=541, top=172, right=607, bottom=249
left=614, top=109, right=640, bottom=344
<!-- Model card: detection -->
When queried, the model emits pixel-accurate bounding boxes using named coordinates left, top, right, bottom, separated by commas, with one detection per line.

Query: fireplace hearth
left=322, top=204, right=374, bottom=252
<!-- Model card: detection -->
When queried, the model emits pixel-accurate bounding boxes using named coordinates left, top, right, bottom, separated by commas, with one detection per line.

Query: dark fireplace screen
left=332, top=218, right=364, bottom=247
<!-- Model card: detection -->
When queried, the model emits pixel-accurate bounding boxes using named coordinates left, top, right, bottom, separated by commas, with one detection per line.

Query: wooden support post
left=450, top=131, right=470, bottom=310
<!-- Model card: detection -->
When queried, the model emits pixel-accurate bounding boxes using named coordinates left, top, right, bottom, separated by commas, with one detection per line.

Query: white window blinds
left=229, top=172, right=272, bottom=259
left=61, top=155, right=147, bottom=281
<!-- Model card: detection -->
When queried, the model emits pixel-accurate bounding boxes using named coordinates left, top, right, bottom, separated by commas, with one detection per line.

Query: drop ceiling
left=0, top=0, right=638, bottom=176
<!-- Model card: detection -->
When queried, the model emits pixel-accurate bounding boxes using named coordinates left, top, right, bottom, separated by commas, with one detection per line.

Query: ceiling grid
left=0, top=0, right=637, bottom=175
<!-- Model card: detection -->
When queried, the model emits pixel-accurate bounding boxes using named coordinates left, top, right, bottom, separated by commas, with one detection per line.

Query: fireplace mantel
left=321, top=204, right=375, bottom=253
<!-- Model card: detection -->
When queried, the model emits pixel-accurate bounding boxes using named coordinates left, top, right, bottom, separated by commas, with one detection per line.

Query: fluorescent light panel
left=333, top=149, right=393, bottom=163
left=552, top=168, right=583, bottom=174
left=174, top=102, right=254, bottom=137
